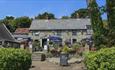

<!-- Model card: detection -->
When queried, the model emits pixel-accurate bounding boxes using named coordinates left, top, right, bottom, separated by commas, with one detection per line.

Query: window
left=52, top=31, right=55, bottom=35
left=35, top=32, right=40, bottom=36
left=0, top=41, right=2, bottom=45
left=87, top=30, right=92, bottom=35
left=72, top=39, right=77, bottom=43
left=81, top=31, right=84, bottom=35
left=67, top=31, right=70, bottom=35
left=86, top=25, right=91, bottom=30
left=72, top=31, right=77, bottom=36
left=57, top=31, right=61, bottom=36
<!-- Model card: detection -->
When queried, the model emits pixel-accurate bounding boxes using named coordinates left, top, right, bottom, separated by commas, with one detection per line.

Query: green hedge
left=84, top=47, right=115, bottom=70
left=0, top=48, right=32, bottom=70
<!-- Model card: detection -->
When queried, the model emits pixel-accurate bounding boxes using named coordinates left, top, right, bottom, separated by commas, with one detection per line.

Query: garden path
left=30, top=61, right=84, bottom=70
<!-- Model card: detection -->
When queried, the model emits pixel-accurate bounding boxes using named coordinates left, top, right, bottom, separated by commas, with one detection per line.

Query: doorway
left=72, top=39, right=77, bottom=44
left=42, top=38, right=47, bottom=47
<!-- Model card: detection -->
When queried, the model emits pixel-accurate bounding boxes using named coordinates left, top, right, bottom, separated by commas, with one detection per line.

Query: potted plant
left=60, top=45, right=69, bottom=66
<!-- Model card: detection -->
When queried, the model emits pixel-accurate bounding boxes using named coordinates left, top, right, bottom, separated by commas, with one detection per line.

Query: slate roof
left=0, top=24, right=15, bottom=41
left=29, top=19, right=91, bottom=30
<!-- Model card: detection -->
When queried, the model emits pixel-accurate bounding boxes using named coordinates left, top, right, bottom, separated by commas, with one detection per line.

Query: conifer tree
left=87, top=0, right=105, bottom=48
left=106, top=0, right=115, bottom=47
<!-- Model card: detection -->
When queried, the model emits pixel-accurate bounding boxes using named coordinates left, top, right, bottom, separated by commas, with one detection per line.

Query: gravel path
left=29, top=61, right=84, bottom=70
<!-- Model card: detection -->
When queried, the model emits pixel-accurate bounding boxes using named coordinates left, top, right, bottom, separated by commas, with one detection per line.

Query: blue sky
left=0, top=0, right=106, bottom=19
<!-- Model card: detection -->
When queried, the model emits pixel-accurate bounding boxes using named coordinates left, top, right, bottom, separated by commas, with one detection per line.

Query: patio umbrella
left=48, top=36, right=62, bottom=42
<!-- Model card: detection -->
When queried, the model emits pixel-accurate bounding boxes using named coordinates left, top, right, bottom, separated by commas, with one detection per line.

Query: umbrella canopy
left=48, top=36, right=62, bottom=42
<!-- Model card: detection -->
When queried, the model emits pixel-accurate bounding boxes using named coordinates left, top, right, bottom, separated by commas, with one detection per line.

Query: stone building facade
left=29, top=19, right=92, bottom=47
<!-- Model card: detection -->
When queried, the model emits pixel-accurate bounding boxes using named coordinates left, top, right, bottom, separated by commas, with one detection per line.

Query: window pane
left=72, top=31, right=77, bottom=36
left=35, top=32, right=40, bottom=36
left=86, top=25, right=91, bottom=30
left=57, top=31, right=61, bottom=36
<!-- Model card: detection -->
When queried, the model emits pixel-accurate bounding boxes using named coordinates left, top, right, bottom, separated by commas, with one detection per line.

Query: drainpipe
left=47, top=38, right=50, bottom=52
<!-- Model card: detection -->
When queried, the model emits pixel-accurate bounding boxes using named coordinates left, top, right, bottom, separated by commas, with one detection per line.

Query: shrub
left=50, top=48, right=60, bottom=57
left=68, top=48, right=76, bottom=55
left=0, top=48, right=32, bottom=70
left=61, top=45, right=70, bottom=54
left=72, top=43, right=80, bottom=50
left=84, top=47, right=115, bottom=70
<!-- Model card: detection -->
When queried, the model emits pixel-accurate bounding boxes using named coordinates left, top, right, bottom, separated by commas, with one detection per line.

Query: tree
left=71, top=8, right=89, bottom=18
left=5, top=16, right=14, bottom=20
left=0, top=16, right=15, bottom=24
left=106, top=0, right=115, bottom=29
left=61, top=16, right=70, bottom=19
left=106, top=0, right=115, bottom=47
left=35, top=12, right=56, bottom=19
left=87, top=0, right=106, bottom=49
left=0, top=16, right=15, bottom=32
left=14, top=16, right=32, bottom=28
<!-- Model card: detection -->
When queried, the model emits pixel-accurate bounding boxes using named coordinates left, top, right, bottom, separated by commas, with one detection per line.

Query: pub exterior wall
left=29, top=29, right=90, bottom=47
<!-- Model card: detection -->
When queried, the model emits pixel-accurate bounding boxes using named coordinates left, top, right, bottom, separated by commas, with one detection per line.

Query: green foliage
left=33, top=40, right=42, bottom=51
left=88, top=0, right=106, bottom=48
left=84, top=47, right=115, bottom=70
left=71, top=8, right=89, bottom=18
left=0, top=16, right=15, bottom=32
left=106, top=0, right=115, bottom=47
left=0, top=48, right=32, bottom=70
left=100, top=6, right=106, bottom=15
left=49, top=41, right=53, bottom=45
left=35, top=12, right=56, bottom=19
left=5, top=16, right=14, bottom=20
left=61, top=16, right=70, bottom=19
left=88, top=0, right=115, bottom=48
left=14, top=16, right=32, bottom=28
left=72, top=43, right=80, bottom=49
left=0, top=16, right=32, bottom=32
left=106, top=0, right=115, bottom=29
left=98, top=44, right=106, bottom=49
left=49, top=48, right=60, bottom=57
left=62, top=45, right=70, bottom=53
left=33, top=40, right=40, bottom=47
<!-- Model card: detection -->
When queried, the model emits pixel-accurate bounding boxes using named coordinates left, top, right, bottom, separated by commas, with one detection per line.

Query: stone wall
left=29, top=30, right=89, bottom=47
